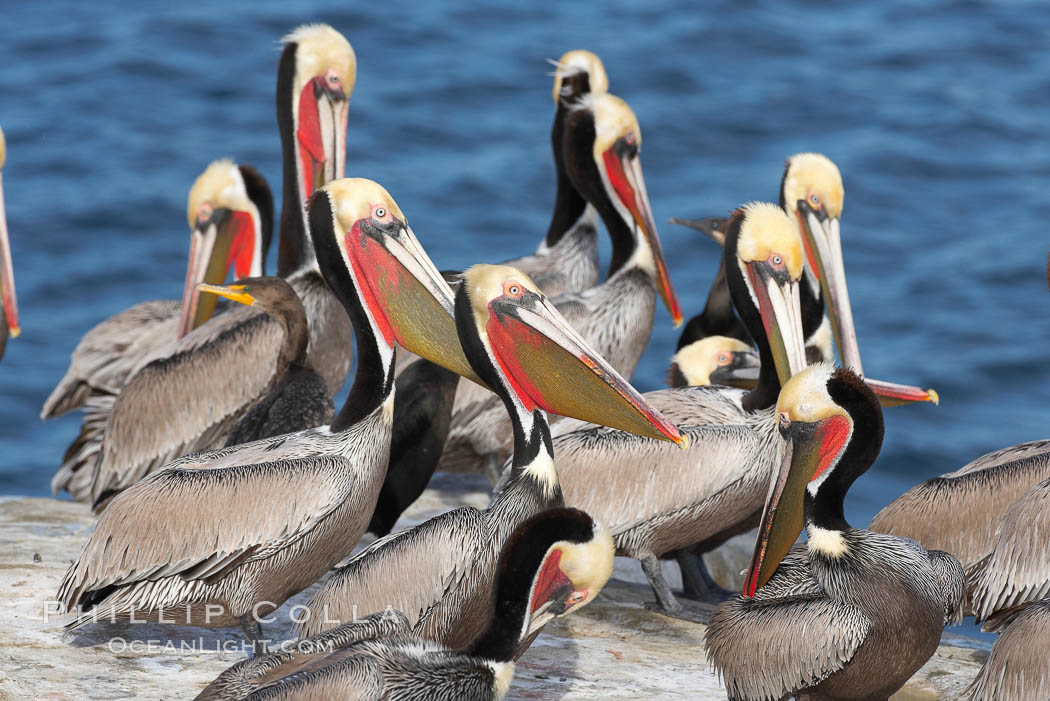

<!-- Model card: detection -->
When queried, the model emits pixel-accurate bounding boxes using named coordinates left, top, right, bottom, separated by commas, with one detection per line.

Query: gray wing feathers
left=41, top=299, right=181, bottom=418
left=58, top=456, right=354, bottom=609
left=92, top=308, right=284, bottom=501
left=706, top=594, right=871, bottom=701
left=869, top=449, right=1050, bottom=566
left=298, top=508, right=494, bottom=644
left=967, top=599, right=1050, bottom=701
left=968, top=479, right=1050, bottom=620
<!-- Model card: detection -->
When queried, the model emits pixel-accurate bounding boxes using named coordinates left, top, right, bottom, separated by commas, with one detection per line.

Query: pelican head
left=565, top=93, right=682, bottom=326
left=668, top=335, right=759, bottom=388
left=781, top=153, right=862, bottom=374
left=178, top=160, right=274, bottom=338
left=551, top=50, right=608, bottom=104
left=730, top=202, right=808, bottom=386
left=281, top=24, right=356, bottom=201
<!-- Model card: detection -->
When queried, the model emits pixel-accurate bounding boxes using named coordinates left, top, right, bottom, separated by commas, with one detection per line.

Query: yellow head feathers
left=736, top=202, right=804, bottom=280
left=584, top=93, right=641, bottom=164
left=672, top=336, right=753, bottom=386
left=552, top=50, right=609, bottom=103
left=186, top=159, right=254, bottom=229
left=283, top=23, right=357, bottom=100
left=462, top=263, right=543, bottom=330
left=782, top=153, right=844, bottom=219
left=321, top=178, right=405, bottom=234
left=776, top=362, right=846, bottom=424
left=553, top=519, right=615, bottom=610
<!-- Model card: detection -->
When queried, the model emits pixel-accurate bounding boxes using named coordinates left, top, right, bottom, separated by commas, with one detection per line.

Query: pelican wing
left=58, top=454, right=358, bottom=610
left=299, top=507, right=495, bottom=648
left=968, top=478, right=1050, bottom=620
left=868, top=444, right=1050, bottom=566
left=42, top=299, right=181, bottom=418
left=196, top=611, right=408, bottom=701
left=706, top=591, right=871, bottom=701
left=967, top=599, right=1050, bottom=701
left=552, top=423, right=768, bottom=539
left=91, top=306, right=284, bottom=503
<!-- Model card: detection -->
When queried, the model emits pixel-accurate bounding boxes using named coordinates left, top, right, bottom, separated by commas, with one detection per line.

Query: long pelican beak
left=297, top=75, right=348, bottom=197
left=177, top=208, right=256, bottom=338
left=0, top=173, right=18, bottom=340
left=743, top=410, right=849, bottom=596
left=603, top=146, right=682, bottom=326
left=670, top=216, right=728, bottom=246
left=342, top=218, right=483, bottom=386
left=744, top=262, right=807, bottom=385
left=797, top=207, right=862, bottom=374
left=195, top=282, right=254, bottom=308
left=865, top=378, right=939, bottom=408
left=482, top=287, right=684, bottom=445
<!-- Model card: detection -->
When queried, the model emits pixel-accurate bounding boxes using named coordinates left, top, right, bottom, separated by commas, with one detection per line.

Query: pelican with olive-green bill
left=440, top=91, right=683, bottom=482
left=298, top=262, right=682, bottom=647
left=51, top=25, right=358, bottom=508
left=0, top=125, right=19, bottom=362
left=57, top=178, right=680, bottom=654
left=706, top=364, right=963, bottom=701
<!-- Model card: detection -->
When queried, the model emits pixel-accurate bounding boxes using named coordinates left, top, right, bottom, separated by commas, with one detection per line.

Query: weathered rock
left=0, top=482, right=986, bottom=700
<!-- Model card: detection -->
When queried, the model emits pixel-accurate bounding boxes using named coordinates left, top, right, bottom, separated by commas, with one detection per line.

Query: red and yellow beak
left=177, top=208, right=257, bottom=338
left=0, top=172, right=19, bottom=340
left=341, top=215, right=483, bottom=386
left=743, top=411, right=851, bottom=596
left=479, top=274, right=683, bottom=445
left=601, top=146, right=682, bottom=327
left=864, top=378, right=938, bottom=408
left=297, top=76, right=348, bottom=198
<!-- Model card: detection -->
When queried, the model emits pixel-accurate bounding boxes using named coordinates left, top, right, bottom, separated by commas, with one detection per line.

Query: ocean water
left=0, top=1, right=1046, bottom=642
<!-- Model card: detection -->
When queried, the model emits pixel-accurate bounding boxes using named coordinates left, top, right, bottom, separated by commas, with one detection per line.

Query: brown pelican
left=52, top=24, right=357, bottom=506
left=193, top=277, right=334, bottom=447
left=57, top=179, right=471, bottom=652
left=41, top=159, right=273, bottom=418
left=440, top=91, right=682, bottom=481
left=195, top=508, right=614, bottom=701
left=705, top=364, right=964, bottom=701
left=57, top=178, right=677, bottom=654
left=533, top=202, right=805, bottom=621
left=868, top=440, right=1050, bottom=600
left=968, top=599, right=1050, bottom=701
left=0, top=125, right=18, bottom=361
left=501, top=49, right=608, bottom=297
left=298, top=263, right=682, bottom=645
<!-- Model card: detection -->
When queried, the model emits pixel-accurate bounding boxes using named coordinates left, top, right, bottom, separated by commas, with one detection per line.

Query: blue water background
left=0, top=2, right=1046, bottom=644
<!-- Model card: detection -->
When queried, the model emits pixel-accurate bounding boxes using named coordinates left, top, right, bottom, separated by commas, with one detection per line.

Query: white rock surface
left=0, top=480, right=987, bottom=700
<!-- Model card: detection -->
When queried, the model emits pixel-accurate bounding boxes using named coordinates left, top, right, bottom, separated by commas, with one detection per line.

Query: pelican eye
left=809, top=194, right=821, bottom=206
left=716, top=352, right=731, bottom=365
left=567, top=591, right=586, bottom=604
left=504, top=282, right=524, bottom=298
left=770, top=254, right=783, bottom=266
left=375, top=208, right=386, bottom=218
